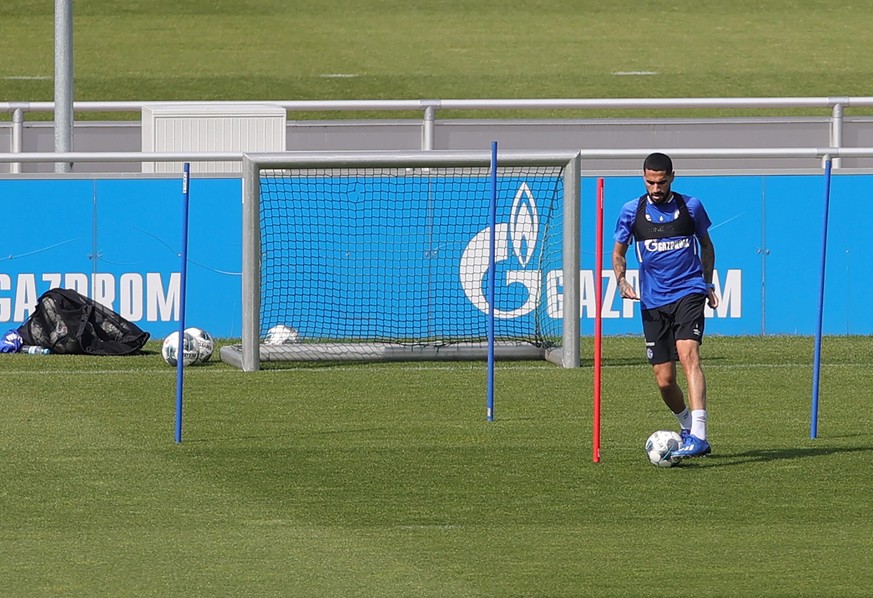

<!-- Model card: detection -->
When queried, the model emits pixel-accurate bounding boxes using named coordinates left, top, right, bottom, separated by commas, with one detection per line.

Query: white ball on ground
left=645, top=430, right=683, bottom=467
left=161, top=331, right=200, bottom=367
left=264, top=325, right=299, bottom=344
left=184, top=327, right=214, bottom=363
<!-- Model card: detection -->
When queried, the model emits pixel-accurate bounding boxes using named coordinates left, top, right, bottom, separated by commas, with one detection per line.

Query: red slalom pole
left=593, top=178, right=604, bottom=462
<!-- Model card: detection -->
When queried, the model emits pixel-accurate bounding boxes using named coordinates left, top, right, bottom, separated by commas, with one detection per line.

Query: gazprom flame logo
left=510, top=183, right=539, bottom=267
left=459, top=183, right=541, bottom=317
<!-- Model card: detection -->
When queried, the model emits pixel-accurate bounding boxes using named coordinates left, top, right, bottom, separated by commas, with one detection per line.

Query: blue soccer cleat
left=680, top=428, right=691, bottom=443
left=674, top=434, right=711, bottom=458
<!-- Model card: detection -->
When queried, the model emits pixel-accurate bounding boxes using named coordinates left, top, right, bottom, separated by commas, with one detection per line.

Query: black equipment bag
left=17, top=288, right=150, bottom=355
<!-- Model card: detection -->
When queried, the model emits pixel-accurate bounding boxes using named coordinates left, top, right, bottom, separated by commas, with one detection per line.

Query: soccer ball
left=161, top=331, right=200, bottom=367
left=645, top=430, right=683, bottom=468
left=264, top=325, right=299, bottom=344
left=184, top=326, right=214, bottom=363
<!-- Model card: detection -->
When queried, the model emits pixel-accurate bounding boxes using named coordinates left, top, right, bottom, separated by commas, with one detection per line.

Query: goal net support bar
left=220, top=150, right=581, bottom=371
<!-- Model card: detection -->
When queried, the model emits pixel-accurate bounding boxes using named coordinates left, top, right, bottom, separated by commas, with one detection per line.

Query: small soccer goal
left=219, top=150, right=581, bottom=371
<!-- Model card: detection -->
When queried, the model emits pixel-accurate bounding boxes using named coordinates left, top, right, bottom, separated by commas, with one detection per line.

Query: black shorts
left=641, top=293, right=706, bottom=365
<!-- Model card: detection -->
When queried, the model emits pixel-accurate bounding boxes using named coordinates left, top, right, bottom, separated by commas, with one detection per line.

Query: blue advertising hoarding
left=0, top=177, right=242, bottom=337
left=259, top=175, right=565, bottom=342
left=1, top=172, right=869, bottom=338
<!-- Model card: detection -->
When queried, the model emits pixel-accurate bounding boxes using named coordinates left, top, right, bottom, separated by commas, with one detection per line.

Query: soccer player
left=612, top=152, right=718, bottom=458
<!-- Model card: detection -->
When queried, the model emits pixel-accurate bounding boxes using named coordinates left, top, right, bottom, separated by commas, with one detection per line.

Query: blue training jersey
left=613, top=192, right=712, bottom=309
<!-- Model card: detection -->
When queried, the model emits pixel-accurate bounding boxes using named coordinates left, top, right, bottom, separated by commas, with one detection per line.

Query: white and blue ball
left=264, top=325, right=299, bottom=345
left=184, top=326, right=214, bottom=363
left=161, top=331, right=200, bottom=367
left=645, top=430, right=683, bottom=467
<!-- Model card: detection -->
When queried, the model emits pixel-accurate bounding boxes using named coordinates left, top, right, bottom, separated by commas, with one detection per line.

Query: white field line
left=3, top=362, right=866, bottom=376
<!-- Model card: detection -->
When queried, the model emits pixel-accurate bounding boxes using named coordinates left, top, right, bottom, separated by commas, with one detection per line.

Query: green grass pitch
left=2, top=337, right=872, bottom=596
left=3, top=1, right=873, bottom=119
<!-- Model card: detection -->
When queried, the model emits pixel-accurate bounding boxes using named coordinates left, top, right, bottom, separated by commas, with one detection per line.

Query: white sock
left=690, top=409, right=707, bottom=440
left=674, top=407, right=692, bottom=430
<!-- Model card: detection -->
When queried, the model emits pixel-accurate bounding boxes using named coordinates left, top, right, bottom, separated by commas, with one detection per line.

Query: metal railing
left=3, top=146, right=873, bottom=167
left=4, top=96, right=873, bottom=172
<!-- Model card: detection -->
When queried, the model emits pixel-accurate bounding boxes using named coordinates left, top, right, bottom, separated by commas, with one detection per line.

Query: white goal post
left=219, top=150, right=582, bottom=371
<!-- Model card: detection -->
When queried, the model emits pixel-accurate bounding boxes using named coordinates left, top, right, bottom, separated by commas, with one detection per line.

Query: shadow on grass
left=680, top=444, right=873, bottom=467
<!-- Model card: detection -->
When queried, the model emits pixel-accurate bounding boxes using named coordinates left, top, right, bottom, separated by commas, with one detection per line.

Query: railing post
left=421, top=101, right=438, bottom=150
left=830, top=102, right=844, bottom=169
left=54, top=0, right=74, bottom=173
left=11, top=107, right=25, bottom=174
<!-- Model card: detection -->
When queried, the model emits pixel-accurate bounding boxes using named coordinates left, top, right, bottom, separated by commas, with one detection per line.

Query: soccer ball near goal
left=645, top=430, right=683, bottom=468
left=184, top=327, right=214, bottom=363
left=264, top=325, right=299, bottom=345
left=161, top=331, right=200, bottom=367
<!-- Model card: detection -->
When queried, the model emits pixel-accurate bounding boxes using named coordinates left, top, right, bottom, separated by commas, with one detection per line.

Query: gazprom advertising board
left=261, top=175, right=565, bottom=341
left=0, top=173, right=870, bottom=338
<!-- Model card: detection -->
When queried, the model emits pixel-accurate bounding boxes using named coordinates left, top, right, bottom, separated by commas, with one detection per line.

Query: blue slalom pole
left=175, top=162, right=191, bottom=443
left=487, top=141, right=497, bottom=421
left=810, top=157, right=832, bottom=439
